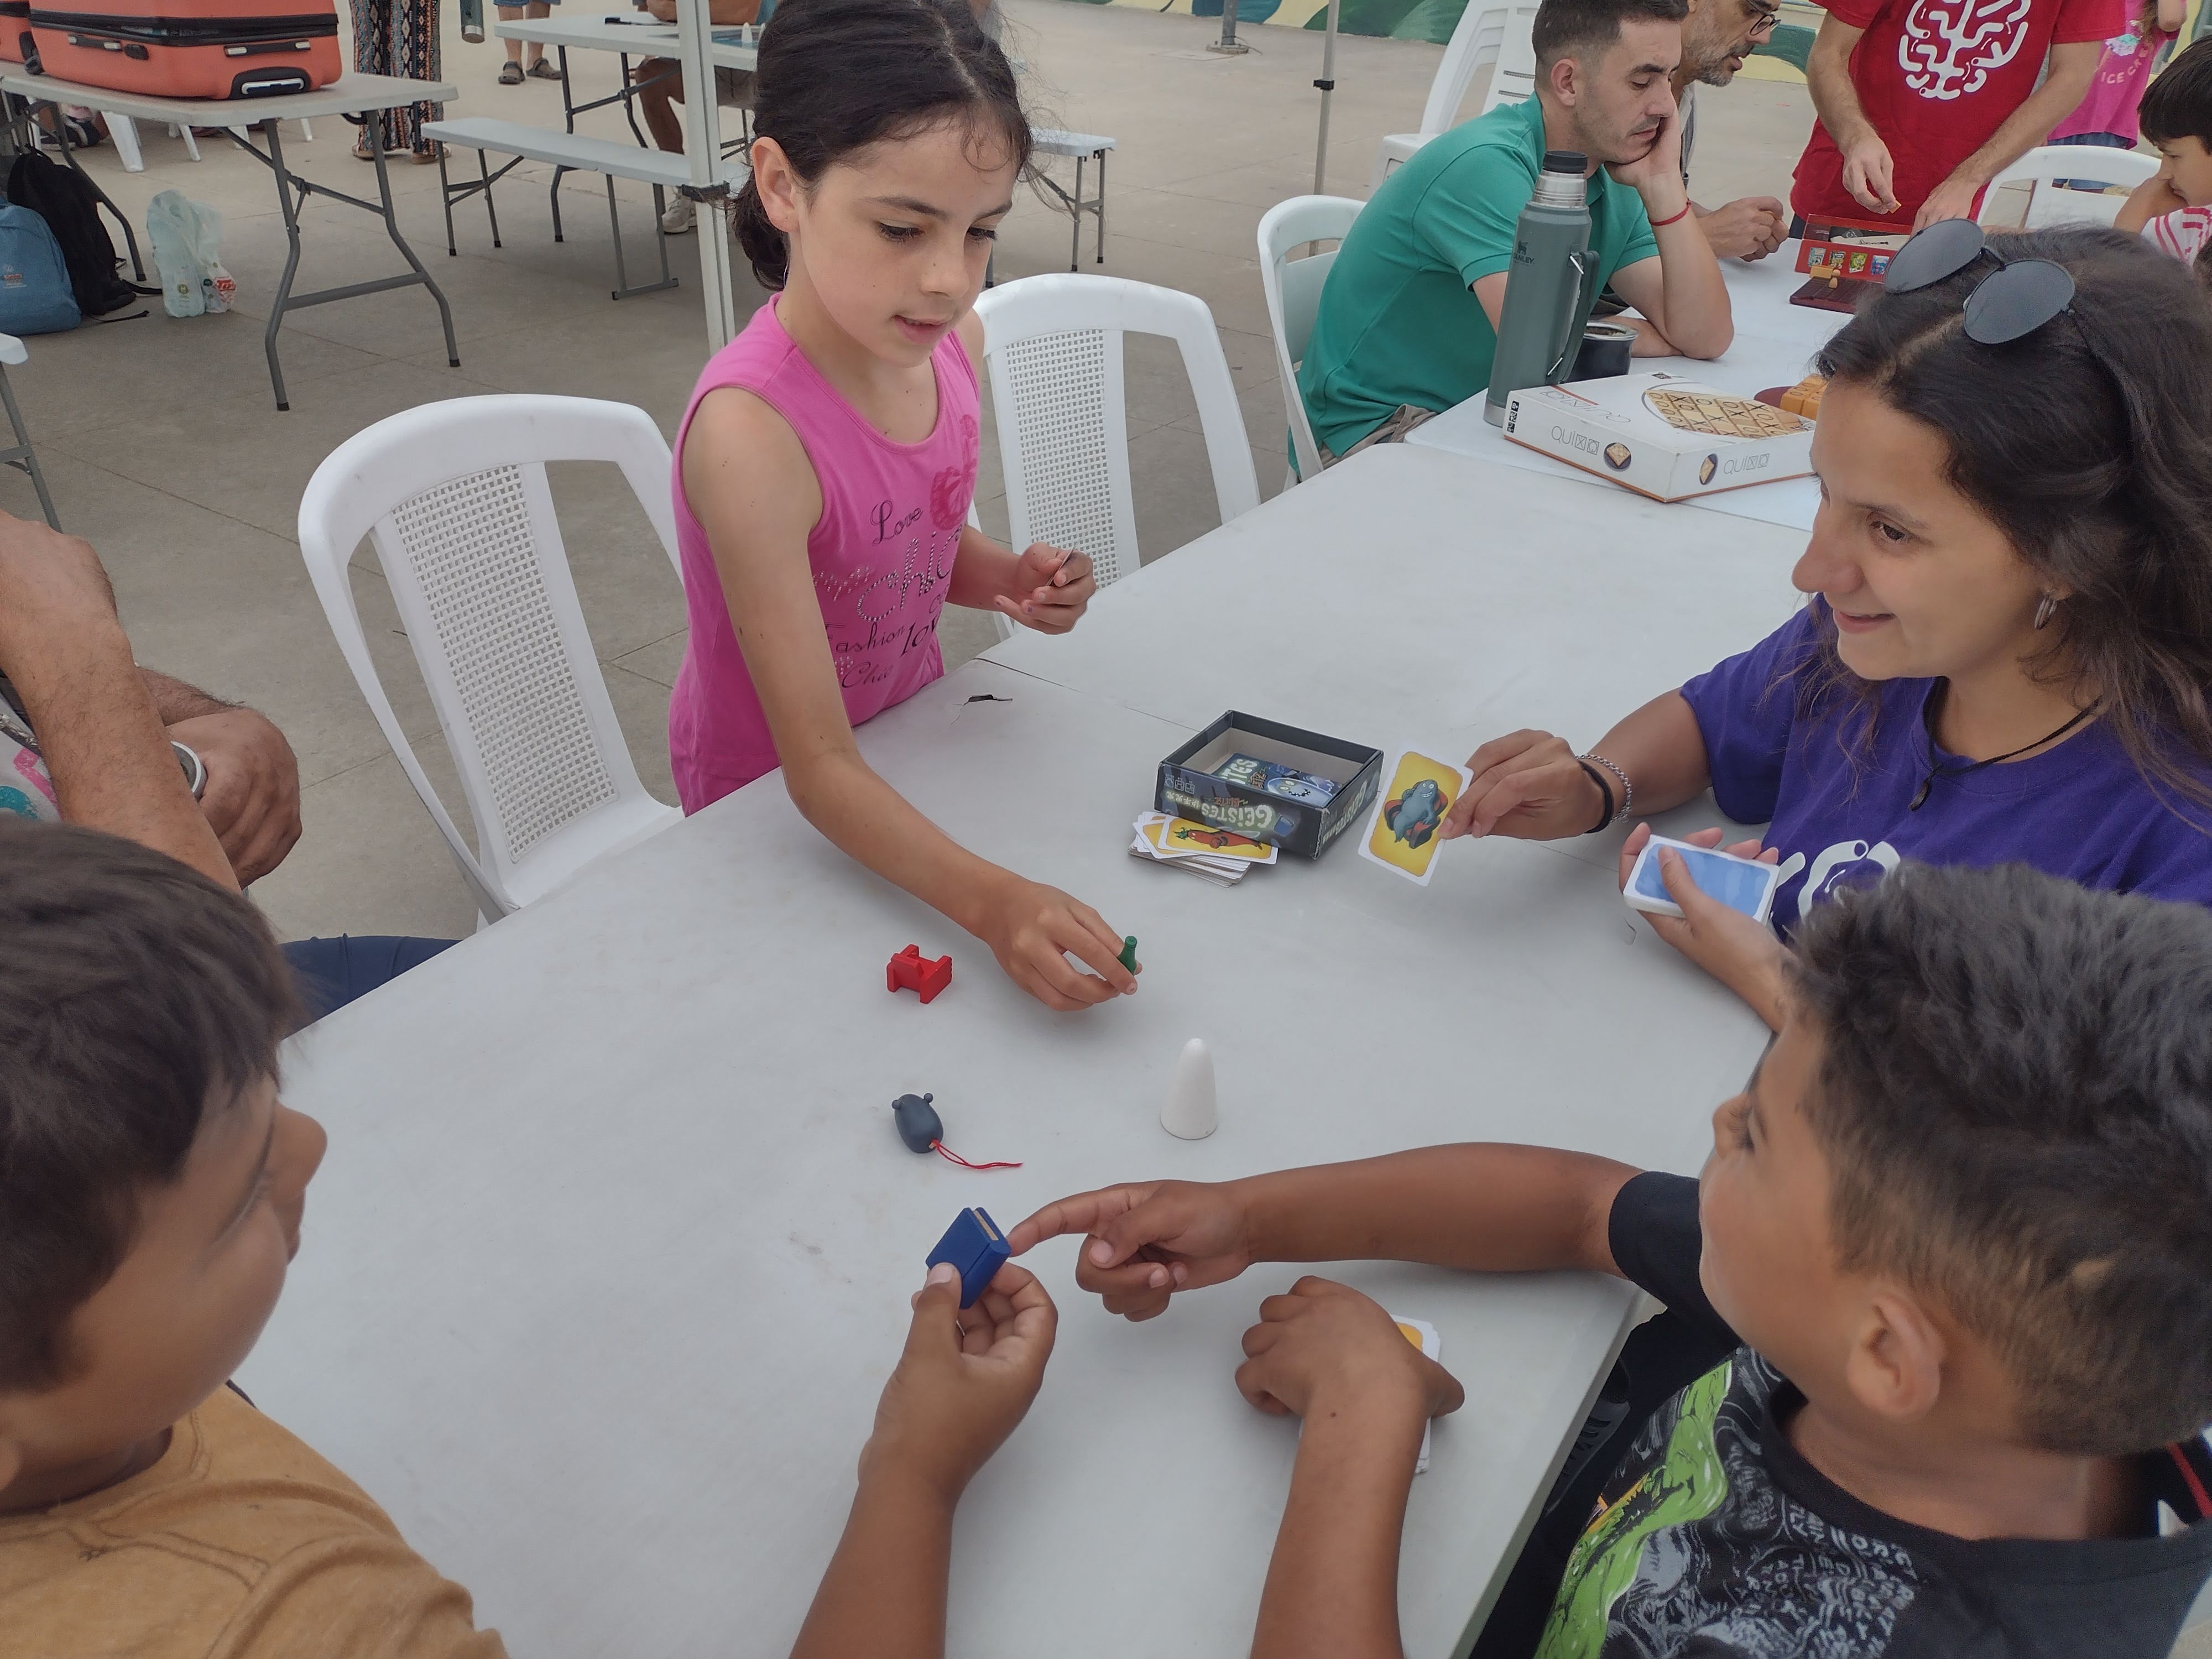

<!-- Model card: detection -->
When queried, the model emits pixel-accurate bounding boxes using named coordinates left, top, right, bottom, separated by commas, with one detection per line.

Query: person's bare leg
left=498, top=3, right=523, bottom=65
left=632, top=59, right=685, bottom=153
left=524, top=0, right=549, bottom=67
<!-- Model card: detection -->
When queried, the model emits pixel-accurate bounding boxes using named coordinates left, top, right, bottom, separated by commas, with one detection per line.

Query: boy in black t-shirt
left=1009, top=862, right=2212, bottom=1657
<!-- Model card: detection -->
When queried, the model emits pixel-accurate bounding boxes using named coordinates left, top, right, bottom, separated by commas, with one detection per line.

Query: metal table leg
left=230, top=118, right=461, bottom=411
left=0, top=363, right=60, bottom=530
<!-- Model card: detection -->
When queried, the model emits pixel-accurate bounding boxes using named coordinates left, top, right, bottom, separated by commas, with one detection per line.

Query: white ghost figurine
left=1161, top=1038, right=1217, bottom=1140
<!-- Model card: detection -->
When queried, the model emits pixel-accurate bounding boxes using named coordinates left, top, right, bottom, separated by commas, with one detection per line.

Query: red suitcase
left=25, top=0, right=341, bottom=98
left=0, top=2, right=29, bottom=63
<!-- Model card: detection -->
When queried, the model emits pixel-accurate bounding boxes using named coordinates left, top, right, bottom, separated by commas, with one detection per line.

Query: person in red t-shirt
left=1792, top=0, right=2120, bottom=229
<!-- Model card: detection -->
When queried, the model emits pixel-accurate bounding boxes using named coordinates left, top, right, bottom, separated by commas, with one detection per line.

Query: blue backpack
left=0, top=204, right=79, bottom=336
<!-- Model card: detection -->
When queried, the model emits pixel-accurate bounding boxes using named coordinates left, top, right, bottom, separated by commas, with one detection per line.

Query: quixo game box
left=1501, top=370, right=1815, bottom=503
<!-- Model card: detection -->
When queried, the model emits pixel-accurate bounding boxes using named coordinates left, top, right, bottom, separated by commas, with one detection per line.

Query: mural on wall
left=1054, top=0, right=2209, bottom=64
left=1053, top=0, right=1481, bottom=44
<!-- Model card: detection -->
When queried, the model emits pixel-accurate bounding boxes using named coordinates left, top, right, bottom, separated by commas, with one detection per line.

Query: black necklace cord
left=1910, top=690, right=2099, bottom=811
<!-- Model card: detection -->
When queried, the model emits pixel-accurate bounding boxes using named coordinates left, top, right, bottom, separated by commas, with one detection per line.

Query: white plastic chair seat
left=1258, top=195, right=1364, bottom=484
left=1373, top=132, right=1431, bottom=182
left=1981, top=143, right=2159, bottom=230
left=296, top=394, right=684, bottom=922
left=0, top=332, right=25, bottom=368
left=974, top=274, right=1260, bottom=629
left=421, top=117, right=695, bottom=186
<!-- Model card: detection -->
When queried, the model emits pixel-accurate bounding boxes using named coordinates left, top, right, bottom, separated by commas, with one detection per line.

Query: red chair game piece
left=887, top=945, right=953, bottom=1004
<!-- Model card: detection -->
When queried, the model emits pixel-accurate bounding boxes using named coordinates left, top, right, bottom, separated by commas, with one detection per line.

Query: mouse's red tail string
left=931, top=1140, right=1022, bottom=1171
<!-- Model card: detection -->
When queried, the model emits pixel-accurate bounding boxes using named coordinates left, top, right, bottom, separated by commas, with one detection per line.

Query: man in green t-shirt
left=1298, top=0, right=1734, bottom=464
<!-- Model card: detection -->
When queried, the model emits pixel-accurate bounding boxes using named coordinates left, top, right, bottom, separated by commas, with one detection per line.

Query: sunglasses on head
left=1880, top=218, right=2078, bottom=344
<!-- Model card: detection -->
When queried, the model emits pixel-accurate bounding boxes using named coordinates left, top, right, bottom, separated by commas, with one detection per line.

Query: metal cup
left=1572, top=320, right=1636, bottom=382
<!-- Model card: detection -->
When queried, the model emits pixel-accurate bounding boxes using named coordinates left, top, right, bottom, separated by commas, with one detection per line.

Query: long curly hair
left=1803, top=225, right=2212, bottom=812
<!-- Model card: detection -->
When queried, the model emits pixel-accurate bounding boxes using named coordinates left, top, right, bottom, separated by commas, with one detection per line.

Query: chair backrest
left=1258, top=195, right=1365, bottom=482
left=1417, top=2, right=1507, bottom=137
left=1480, top=2, right=1540, bottom=114
left=975, top=274, right=1261, bottom=584
left=296, top=394, right=683, bottom=922
left=1981, top=143, right=2160, bottom=229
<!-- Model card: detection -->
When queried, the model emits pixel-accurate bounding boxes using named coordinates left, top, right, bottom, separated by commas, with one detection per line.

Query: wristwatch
left=172, top=740, right=207, bottom=800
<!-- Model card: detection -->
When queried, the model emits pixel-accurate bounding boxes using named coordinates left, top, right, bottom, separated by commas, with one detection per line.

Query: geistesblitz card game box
left=1156, top=713, right=1384, bottom=859
left=1502, top=370, right=1815, bottom=502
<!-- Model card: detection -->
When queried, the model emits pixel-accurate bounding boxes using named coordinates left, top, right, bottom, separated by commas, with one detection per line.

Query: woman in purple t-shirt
left=1438, top=226, right=2212, bottom=1029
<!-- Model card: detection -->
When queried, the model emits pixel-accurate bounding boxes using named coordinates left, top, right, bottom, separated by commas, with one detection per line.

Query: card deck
left=1127, top=812, right=1276, bottom=885
left=1358, top=753, right=1473, bottom=886
left=1211, top=753, right=1340, bottom=805
left=1137, top=813, right=1278, bottom=865
left=1394, top=1316, right=1439, bottom=1474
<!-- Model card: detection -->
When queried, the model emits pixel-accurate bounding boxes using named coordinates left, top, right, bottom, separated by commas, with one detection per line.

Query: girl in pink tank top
left=670, top=0, right=1141, bottom=1014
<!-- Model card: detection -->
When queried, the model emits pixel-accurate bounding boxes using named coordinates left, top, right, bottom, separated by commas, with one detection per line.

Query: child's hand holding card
left=1359, top=752, right=1475, bottom=886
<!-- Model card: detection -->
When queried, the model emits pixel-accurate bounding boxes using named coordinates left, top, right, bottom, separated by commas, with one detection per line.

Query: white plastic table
left=240, top=447, right=1786, bottom=1658
left=987, top=441, right=1810, bottom=800
left=497, top=11, right=759, bottom=70
left=496, top=12, right=755, bottom=154
left=493, top=14, right=754, bottom=245
left=0, top=70, right=461, bottom=409
left=1408, top=240, right=1851, bottom=532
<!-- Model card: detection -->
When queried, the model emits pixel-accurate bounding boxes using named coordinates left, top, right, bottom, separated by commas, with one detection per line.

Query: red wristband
left=1650, top=201, right=1693, bottom=228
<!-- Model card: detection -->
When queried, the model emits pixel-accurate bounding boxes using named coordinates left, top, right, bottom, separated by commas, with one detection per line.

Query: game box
left=1791, top=216, right=1909, bottom=311
left=1156, top=713, right=1383, bottom=859
left=1501, top=369, right=1814, bottom=502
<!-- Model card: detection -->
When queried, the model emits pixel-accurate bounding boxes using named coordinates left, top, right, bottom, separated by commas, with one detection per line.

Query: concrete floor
left=15, top=0, right=1822, bottom=941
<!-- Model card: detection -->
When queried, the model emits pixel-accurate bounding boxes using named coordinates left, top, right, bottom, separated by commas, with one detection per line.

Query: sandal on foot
left=498, top=60, right=524, bottom=84
left=526, top=58, right=563, bottom=80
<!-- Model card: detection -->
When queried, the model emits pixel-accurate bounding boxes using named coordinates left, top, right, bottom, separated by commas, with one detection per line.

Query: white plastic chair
left=297, top=394, right=682, bottom=924
left=1486, top=4, right=1539, bottom=115
left=1258, top=195, right=1364, bottom=485
left=1371, top=2, right=1537, bottom=189
left=974, top=274, right=1260, bottom=614
left=1980, top=144, right=2158, bottom=229
left=105, top=116, right=203, bottom=171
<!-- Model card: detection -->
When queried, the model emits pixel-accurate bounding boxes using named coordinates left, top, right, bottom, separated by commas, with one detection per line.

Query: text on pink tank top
left=667, top=298, right=980, bottom=812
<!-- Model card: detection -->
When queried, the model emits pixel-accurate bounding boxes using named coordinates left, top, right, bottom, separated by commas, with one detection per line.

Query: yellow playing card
left=1138, top=814, right=1279, bottom=864
left=1359, top=752, right=1473, bottom=886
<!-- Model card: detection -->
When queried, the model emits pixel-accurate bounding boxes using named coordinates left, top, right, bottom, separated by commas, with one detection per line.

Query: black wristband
left=1576, top=760, right=1616, bottom=835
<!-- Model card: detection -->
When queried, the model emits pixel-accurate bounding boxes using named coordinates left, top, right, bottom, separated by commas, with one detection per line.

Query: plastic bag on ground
left=145, top=190, right=232, bottom=317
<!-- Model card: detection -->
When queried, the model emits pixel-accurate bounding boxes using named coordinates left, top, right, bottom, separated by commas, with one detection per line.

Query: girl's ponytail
left=738, top=0, right=1030, bottom=294
left=733, top=174, right=788, bottom=291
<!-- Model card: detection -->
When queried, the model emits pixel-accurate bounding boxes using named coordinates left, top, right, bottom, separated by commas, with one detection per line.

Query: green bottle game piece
left=1119, top=935, right=1138, bottom=971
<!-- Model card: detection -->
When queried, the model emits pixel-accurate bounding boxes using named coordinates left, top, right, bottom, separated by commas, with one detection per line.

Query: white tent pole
left=1312, top=0, right=1342, bottom=194
left=675, top=0, right=738, bottom=352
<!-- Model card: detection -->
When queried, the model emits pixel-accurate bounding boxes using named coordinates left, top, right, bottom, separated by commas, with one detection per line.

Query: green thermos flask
left=1484, top=148, right=1597, bottom=427
left=460, top=0, right=485, bottom=43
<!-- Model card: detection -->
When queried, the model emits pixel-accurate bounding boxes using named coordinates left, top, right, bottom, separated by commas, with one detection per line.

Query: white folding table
left=241, top=446, right=1794, bottom=1658
left=0, top=70, right=461, bottom=410
left=1408, top=240, right=1851, bottom=532
left=494, top=12, right=755, bottom=154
